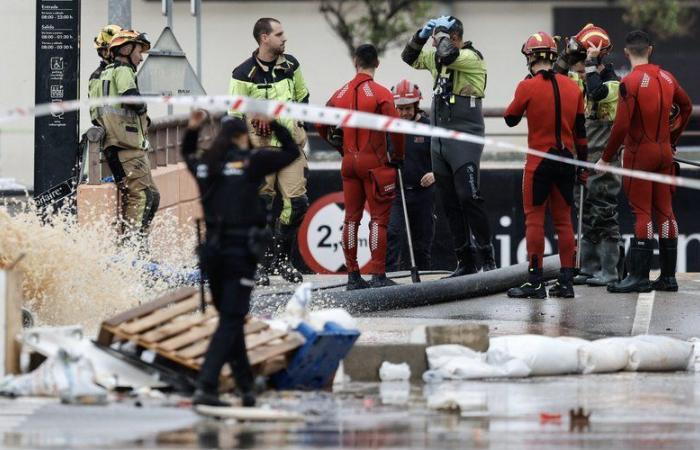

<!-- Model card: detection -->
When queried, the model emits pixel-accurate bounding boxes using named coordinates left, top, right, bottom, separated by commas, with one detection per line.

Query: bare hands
left=587, top=41, right=603, bottom=60
left=188, top=109, right=209, bottom=130
left=251, top=116, right=272, bottom=137
left=595, top=158, right=610, bottom=173
left=420, top=172, right=435, bottom=187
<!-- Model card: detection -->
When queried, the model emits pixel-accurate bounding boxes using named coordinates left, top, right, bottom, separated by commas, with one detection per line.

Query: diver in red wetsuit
left=597, top=30, right=692, bottom=293
left=316, top=44, right=405, bottom=290
left=504, top=31, right=589, bottom=299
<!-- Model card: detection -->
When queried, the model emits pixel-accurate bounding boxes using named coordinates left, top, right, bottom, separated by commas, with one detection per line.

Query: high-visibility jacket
left=95, top=61, right=149, bottom=150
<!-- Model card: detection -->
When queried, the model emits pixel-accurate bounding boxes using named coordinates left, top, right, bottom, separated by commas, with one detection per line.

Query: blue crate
left=272, top=321, right=360, bottom=390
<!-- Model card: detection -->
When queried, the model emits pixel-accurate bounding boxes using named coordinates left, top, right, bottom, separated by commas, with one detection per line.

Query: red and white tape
left=3, top=94, right=700, bottom=190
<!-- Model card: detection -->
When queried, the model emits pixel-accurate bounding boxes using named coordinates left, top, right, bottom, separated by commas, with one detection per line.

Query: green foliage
left=320, top=0, right=432, bottom=58
left=620, top=0, right=694, bottom=40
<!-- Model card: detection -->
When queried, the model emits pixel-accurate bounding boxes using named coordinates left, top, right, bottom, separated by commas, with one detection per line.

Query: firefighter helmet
left=522, top=32, right=558, bottom=67
left=94, top=24, right=122, bottom=49
left=109, top=29, right=151, bottom=54
left=391, top=79, right=422, bottom=106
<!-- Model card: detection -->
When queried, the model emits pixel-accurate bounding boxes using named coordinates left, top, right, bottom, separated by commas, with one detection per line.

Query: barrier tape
left=3, top=94, right=700, bottom=190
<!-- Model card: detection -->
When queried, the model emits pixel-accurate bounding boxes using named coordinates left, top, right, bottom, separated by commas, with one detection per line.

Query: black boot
left=507, top=265, right=547, bottom=299
left=254, top=264, right=270, bottom=287
left=549, top=268, right=575, bottom=298
left=369, top=273, right=398, bottom=288
left=446, top=244, right=477, bottom=278
left=273, top=233, right=303, bottom=283
left=346, top=271, right=370, bottom=291
left=651, top=238, right=678, bottom=292
left=573, top=237, right=598, bottom=285
left=477, top=243, right=497, bottom=272
left=608, top=238, right=653, bottom=293
left=587, top=239, right=621, bottom=286
left=231, top=361, right=256, bottom=408
left=193, top=388, right=231, bottom=407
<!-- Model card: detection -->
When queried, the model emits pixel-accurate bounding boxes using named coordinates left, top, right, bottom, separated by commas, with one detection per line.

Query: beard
left=272, top=43, right=285, bottom=57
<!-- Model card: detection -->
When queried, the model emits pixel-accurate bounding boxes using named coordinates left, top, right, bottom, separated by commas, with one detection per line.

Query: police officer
left=95, top=30, right=160, bottom=240
left=89, top=24, right=122, bottom=125
left=386, top=80, right=435, bottom=271
left=401, top=15, right=497, bottom=277
left=229, top=17, right=310, bottom=286
left=555, top=24, right=623, bottom=287
left=183, top=110, right=302, bottom=407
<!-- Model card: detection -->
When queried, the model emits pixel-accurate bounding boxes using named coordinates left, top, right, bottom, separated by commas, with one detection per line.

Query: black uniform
left=387, top=114, right=435, bottom=270
left=182, top=121, right=299, bottom=398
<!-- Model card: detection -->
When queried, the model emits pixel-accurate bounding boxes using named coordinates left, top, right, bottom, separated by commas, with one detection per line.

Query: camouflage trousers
left=575, top=148, right=621, bottom=243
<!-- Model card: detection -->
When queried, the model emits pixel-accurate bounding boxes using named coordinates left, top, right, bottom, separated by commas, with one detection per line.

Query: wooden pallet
left=98, top=287, right=304, bottom=378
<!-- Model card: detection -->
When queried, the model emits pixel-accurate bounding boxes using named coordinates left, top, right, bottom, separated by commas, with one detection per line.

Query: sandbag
left=578, top=337, right=631, bottom=374
left=424, top=344, right=530, bottom=381
left=379, top=362, right=411, bottom=381
left=488, top=335, right=586, bottom=376
left=626, top=335, right=693, bottom=372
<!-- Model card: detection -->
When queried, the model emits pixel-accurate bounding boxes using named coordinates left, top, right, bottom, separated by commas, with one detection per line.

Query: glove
left=251, top=118, right=272, bottom=137
left=269, top=121, right=294, bottom=148
left=576, top=167, right=589, bottom=186
left=328, top=126, right=344, bottom=150
left=388, top=159, right=403, bottom=169
left=433, top=15, right=456, bottom=30
left=418, top=19, right=437, bottom=39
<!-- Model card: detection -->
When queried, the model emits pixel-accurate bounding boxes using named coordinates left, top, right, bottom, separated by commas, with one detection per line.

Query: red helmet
left=391, top=79, right=422, bottom=106
left=521, top=31, right=558, bottom=63
left=573, top=23, right=612, bottom=55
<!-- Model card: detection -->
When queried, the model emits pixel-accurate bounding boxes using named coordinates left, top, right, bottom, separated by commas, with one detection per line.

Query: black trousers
left=197, top=237, right=257, bottom=393
left=386, top=186, right=435, bottom=271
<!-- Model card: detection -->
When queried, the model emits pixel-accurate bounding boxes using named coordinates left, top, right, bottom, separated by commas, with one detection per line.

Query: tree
left=319, top=0, right=432, bottom=59
left=620, top=0, right=695, bottom=40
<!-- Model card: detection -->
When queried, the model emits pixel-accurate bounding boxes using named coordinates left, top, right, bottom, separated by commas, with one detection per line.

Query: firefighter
left=555, top=24, right=623, bottom=287
left=597, top=30, right=692, bottom=293
left=96, top=30, right=160, bottom=240
left=386, top=79, right=435, bottom=271
left=229, top=17, right=310, bottom=286
left=89, top=24, right=122, bottom=125
left=182, top=110, right=302, bottom=407
left=316, top=44, right=405, bottom=290
left=504, top=31, right=589, bottom=299
left=401, top=15, right=497, bottom=276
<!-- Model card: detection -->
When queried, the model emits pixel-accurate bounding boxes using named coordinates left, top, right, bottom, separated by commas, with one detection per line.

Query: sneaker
left=192, top=389, right=231, bottom=407
left=507, top=282, right=547, bottom=299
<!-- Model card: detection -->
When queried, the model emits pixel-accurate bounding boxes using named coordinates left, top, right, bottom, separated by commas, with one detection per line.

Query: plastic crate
left=272, top=321, right=360, bottom=390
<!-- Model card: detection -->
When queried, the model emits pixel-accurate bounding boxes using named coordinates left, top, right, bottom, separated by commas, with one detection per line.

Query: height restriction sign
left=298, top=192, right=371, bottom=274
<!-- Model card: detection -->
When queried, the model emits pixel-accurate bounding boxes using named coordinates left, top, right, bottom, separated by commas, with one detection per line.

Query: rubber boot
left=255, top=244, right=275, bottom=287
left=586, top=240, right=620, bottom=286
left=346, top=271, right=370, bottom=291
left=254, top=264, right=270, bottom=287
left=651, top=238, right=678, bottom=292
left=507, top=264, right=547, bottom=299
left=369, top=273, right=398, bottom=288
left=273, top=233, right=303, bottom=283
left=573, top=237, right=599, bottom=285
left=477, top=243, right=497, bottom=272
left=192, top=388, right=231, bottom=408
left=607, top=238, right=653, bottom=293
left=549, top=268, right=576, bottom=298
left=446, top=244, right=478, bottom=278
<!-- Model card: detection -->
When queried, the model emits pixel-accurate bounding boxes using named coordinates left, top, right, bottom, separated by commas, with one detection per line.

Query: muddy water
left=0, top=199, right=198, bottom=334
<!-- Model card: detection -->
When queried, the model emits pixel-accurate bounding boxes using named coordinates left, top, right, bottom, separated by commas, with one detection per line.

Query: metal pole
left=108, top=0, right=131, bottom=28
left=397, top=168, right=421, bottom=283
left=192, top=0, right=202, bottom=79
left=576, top=185, right=585, bottom=270
left=163, top=0, right=174, bottom=115
left=674, top=156, right=700, bottom=168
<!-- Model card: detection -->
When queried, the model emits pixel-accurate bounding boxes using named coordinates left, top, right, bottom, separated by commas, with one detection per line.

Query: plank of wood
left=248, top=333, right=305, bottom=366
left=157, top=320, right=218, bottom=352
left=101, top=287, right=197, bottom=329
left=121, top=296, right=202, bottom=335
left=244, top=320, right=269, bottom=335
left=141, top=308, right=217, bottom=343
left=246, top=329, right=288, bottom=350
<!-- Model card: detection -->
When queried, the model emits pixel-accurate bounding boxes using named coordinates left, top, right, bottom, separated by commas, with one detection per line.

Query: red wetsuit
left=504, top=70, right=588, bottom=271
left=317, top=73, right=405, bottom=274
left=602, top=64, right=691, bottom=240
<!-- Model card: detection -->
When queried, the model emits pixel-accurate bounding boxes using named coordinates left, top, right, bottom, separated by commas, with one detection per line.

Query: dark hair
left=354, top=44, right=379, bottom=69
left=253, top=18, right=280, bottom=44
left=203, top=117, right=248, bottom=168
left=625, top=30, right=653, bottom=57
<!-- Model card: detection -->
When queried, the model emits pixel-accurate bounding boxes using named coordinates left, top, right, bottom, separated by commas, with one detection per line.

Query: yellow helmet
left=94, top=24, right=122, bottom=49
left=109, top=29, right=152, bottom=54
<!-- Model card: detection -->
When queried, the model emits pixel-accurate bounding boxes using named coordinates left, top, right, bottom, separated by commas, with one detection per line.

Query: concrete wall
left=1, top=0, right=587, bottom=187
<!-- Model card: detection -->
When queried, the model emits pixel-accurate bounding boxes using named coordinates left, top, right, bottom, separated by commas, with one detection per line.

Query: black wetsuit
left=182, top=121, right=299, bottom=395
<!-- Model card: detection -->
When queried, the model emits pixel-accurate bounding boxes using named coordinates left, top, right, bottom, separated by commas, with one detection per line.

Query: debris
left=540, top=412, right=562, bottom=424
left=0, top=348, right=107, bottom=404
left=379, top=381, right=410, bottom=405
left=425, top=384, right=487, bottom=417
left=194, top=404, right=305, bottom=421
left=379, top=361, right=411, bottom=381
left=569, top=407, right=591, bottom=432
